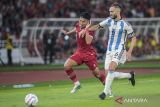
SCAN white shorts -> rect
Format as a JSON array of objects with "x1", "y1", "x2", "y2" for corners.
[{"x1": 104, "y1": 50, "x2": 126, "y2": 70}]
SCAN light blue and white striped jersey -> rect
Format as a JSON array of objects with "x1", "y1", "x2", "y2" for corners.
[{"x1": 99, "y1": 17, "x2": 134, "y2": 52}]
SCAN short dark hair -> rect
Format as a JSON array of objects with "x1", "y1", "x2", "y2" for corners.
[
  {"x1": 111, "y1": 2, "x2": 122, "y2": 10},
  {"x1": 80, "y1": 12, "x2": 91, "y2": 20}
]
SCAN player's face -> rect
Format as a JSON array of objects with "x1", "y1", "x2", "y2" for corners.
[
  {"x1": 109, "y1": 6, "x2": 119, "y2": 19},
  {"x1": 79, "y1": 17, "x2": 89, "y2": 28}
]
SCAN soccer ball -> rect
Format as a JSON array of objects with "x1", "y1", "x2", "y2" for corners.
[{"x1": 25, "y1": 93, "x2": 38, "y2": 107}]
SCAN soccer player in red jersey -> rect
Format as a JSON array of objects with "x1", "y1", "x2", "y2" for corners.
[{"x1": 62, "y1": 12, "x2": 106, "y2": 93}]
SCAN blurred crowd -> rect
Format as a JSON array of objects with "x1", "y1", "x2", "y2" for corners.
[
  {"x1": 127, "y1": 34, "x2": 160, "y2": 57},
  {"x1": 0, "y1": 0, "x2": 160, "y2": 64},
  {"x1": 0, "y1": 0, "x2": 160, "y2": 39},
  {"x1": 41, "y1": 31, "x2": 160, "y2": 63}
]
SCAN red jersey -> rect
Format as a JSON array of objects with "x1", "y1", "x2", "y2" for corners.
[{"x1": 75, "y1": 22, "x2": 96, "y2": 53}]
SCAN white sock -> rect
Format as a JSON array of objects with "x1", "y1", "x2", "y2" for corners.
[
  {"x1": 114, "y1": 72, "x2": 131, "y2": 79},
  {"x1": 103, "y1": 71, "x2": 114, "y2": 95}
]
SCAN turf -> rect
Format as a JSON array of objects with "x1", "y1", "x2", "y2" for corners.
[{"x1": 0, "y1": 73, "x2": 160, "y2": 107}]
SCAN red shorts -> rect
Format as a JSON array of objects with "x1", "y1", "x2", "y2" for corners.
[{"x1": 70, "y1": 51, "x2": 98, "y2": 71}]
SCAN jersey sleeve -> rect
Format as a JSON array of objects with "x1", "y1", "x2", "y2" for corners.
[
  {"x1": 99, "y1": 17, "x2": 111, "y2": 28},
  {"x1": 125, "y1": 22, "x2": 135, "y2": 38}
]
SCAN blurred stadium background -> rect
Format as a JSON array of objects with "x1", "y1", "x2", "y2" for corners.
[{"x1": 0, "y1": 0, "x2": 160, "y2": 65}]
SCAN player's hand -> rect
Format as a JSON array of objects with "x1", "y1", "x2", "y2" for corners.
[
  {"x1": 79, "y1": 29, "x2": 86, "y2": 38},
  {"x1": 61, "y1": 29, "x2": 67, "y2": 35},
  {"x1": 86, "y1": 22, "x2": 91, "y2": 28},
  {"x1": 79, "y1": 23, "x2": 91, "y2": 38},
  {"x1": 126, "y1": 51, "x2": 132, "y2": 62}
]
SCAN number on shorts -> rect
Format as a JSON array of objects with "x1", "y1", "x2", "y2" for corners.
[{"x1": 113, "y1": 52, "x2": 119, "y2": 58}]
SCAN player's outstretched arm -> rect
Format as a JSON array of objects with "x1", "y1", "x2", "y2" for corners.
[
  {"x1": 79, "y1": 24, "x2": 102, "y2": 38},
  {"x1": 88, "y1": 24, "x2": 102, "y2": 31},
  {"x1": 61, "y1": 28, "x2": 76, "y2": 36},
  {"x1": 127, "y1": 36, "x2": 137, "y2": 61}
]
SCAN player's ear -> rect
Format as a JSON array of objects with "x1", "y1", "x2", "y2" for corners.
[{"x1": 116, "y1": 8, "x2": 121, "y2": 13}]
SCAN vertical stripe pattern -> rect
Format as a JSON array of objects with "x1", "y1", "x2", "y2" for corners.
[
  {"x1": 109, "y1": 21, "x2": 117, "y2": 51},
  {"x1": 115, "y1": 21, "x2": 124, "y2": 50}
]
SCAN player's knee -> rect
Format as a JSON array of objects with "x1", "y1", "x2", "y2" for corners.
[
  {"x1": 93, "y1": 73, "x2": 100, "y2": 78},
  {"x1": 64, "y1": 63, "x2": 72, "y2": 70},
  {"x1": 92, "y1": 71, "x2": 100, "y2": 78},
  {"x1": 105, "y1": 69, "x2": 109, "y2": 75},
  {"x1": 92, "y1": 67, "x2": 101, "y2": 77},
  {"x1": 109, "y1": 65, "x2": 116, "y2": 71},
  {"x1": 109, "y1": 61, "x2": 118, "y2": 70}
]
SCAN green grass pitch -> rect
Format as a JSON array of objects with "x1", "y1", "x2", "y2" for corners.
[{"x1": 0, "y1": 73, "x2": 160, "y2": 107}]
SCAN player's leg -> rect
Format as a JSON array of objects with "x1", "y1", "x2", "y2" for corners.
[
  {"x1": 64, "y1": 53, "x2": 82, "y2": 93},
  {"x1": 99, "y1": 51, "x2": 119, "y2": 99},
  {"x1": 103, "y1": 70, "x2": 113, "y2": 97},
  {"x1": 104, "y1": 52, "x2": 113, "y2": 94},
  {"x1": 99, "y1": 51, "x2": 135, "y2": 100},
  {"x1": 91, "y1": 67, "x2": 106, "y2": 85},
  {"x1": 99, "y1": 60, "x2": 118, "y2": 100},
  {"x1": 64, "y1": 58, "x2": 78, "y2": 83},
  {"x1": 112, "y1": 51, "x2": 135, "y2": 85},
  {"x1": 84, "y1": 54, "x2": 106, "y2": 85},
  {"x1": 103, "y1": 61, "x2": 135, "y2": 94}
]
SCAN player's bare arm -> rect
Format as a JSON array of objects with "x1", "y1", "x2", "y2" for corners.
[
  {"x1": 85, "y1": 32, "x2": 93, "y2": 44},
  {"x1": 88, "y1": 24, "x2": 103, "y2": 31},
  {"x1": 79, "y1": 24, "x2": 102, "y2": 38},
  {"x1": 127, "y1": 36, "x2": 137, "y2": 61},
  {"x1": 61, "y1": 28, "x2": 76, "y2": 36}
]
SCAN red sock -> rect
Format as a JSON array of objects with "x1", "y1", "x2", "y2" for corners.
[
  {"x1": 99, "y1": 72, "x2": 106, "y2": 85},
  {"x1": 65, "y1": 69, "x2": 78, "y2": 83}
]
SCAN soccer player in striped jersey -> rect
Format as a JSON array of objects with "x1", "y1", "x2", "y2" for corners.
[{"x1": 80, "y1": 3, "x2": 137, "y2": 100}]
